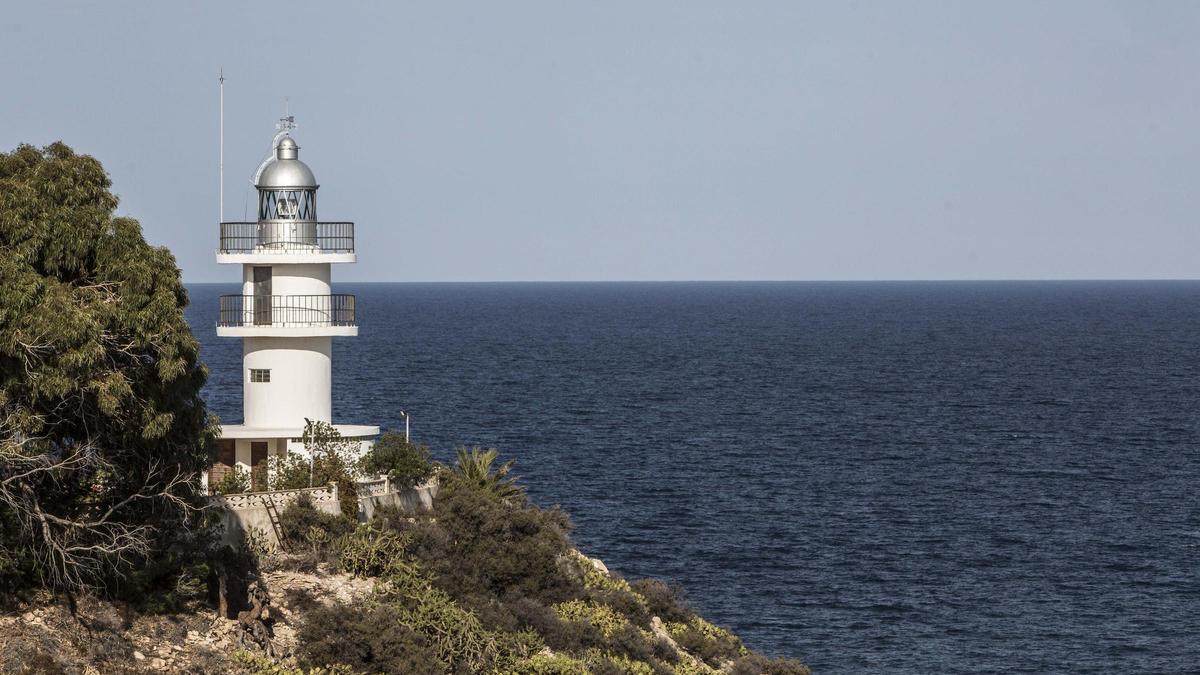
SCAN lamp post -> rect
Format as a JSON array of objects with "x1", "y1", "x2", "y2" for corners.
[
  {"x1": 399, "y1": 410, "x2": 410, "y2": 443},
  {"x1": 304, "y1": 417, "x2": 314, "y2": 488}
]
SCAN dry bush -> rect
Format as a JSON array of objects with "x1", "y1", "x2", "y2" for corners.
[
  {"x1": 396, "y1": 474, "x2": 578, "y2": 605},
  {"x1": 630, "y1": 578, "x2": 692, "y2": 624},
  {"x1": 277, "y1": 494, "x2": 354, "y2": 555},
  {"x1": 730, "y1": 652, "x2": 813, "y2": 675},
  {"x1": 668, "y1": 616, "x2": 746, "y2": 667},
  {"x1": 297, "y1": 601, "x2": 442, "y2": 674}
]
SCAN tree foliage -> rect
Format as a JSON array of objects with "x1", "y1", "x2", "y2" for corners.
[
  {"x1": 210, "y1": 465, "x2": 251, "y2": 495},
  {"x1": 0, "y1": 142, "x2": 213, "y2": 594},
  {"x1": 359, "y1": 431, "x2": 433, "y2": 490},
  {"x1": 269, "y1": 420, "x2": 361, "y2": 518}
]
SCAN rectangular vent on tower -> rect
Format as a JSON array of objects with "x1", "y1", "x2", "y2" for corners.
[{"x1": 250, "y1": 368, "x2": 271, "y2": 383}]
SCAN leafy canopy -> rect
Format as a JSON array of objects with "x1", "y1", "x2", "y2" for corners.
[
  {"x1": 0, "y1": 142, "x2": 213, "y2": 593},
  {"x1": 360, "y1": 431, "x2": 434, "y2": 490},
  {"x1": 268, "y1": 420, "x2": 362, "y2": 519}
]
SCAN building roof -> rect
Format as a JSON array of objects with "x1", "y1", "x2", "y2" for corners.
[
  {"x1": 217, "y1": 423, "x2": 380, "y2": 440},
  {"x1": 256, "y1": 135, "x2": 318, "y2": 189}
]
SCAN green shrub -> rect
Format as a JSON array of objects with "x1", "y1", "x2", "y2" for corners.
[
  {"x1": 666, "y1": 617, "x2": 746, "y2": 667},
  {"x1": 581, "y1": 649, "x2": 661, "y2": 675},
  {"x1": 492, "y1": 595, "x2": 565, "y2": 640},
  {"x1": 607, "y1": 624, "x2": 663, "y2": 666},
  {"x1": 337, "y1": 524, "x2": 410, "y2": 578},
  {"x1": 630, "y1": 579, "x2": 692, "y2": 624},
  {"x1": 728, "y1": 653, "x2": 812, "y2": 675},
  {"x1": 297, "y1": 601, "x2": 443, "y2": 674},
  {"x1": 277, "y1": 493, "x2": 354, "y2": 551},
  {"x1": 554, "y1": 600, "x2": 629, "y2": 639},
  {"x1": 360, "y1": 432, "x2": 434, "y2": 489},
  {"x1": 669, "y1": 659, "x2": 721, "y2": 675},
  {"x1": 501, "y1": 651, "x2": 591, "y2": 675},
  {"x1": 537, "y1": 606, "x2": 607, "y2": 655},
  {"x1": 531, "y1": 601, "x2": 659, "y2": 666},
  {"x1": 397, "y1": 474, "x2": 578, "y2": 604},
  {"x1": 267, "y1": 452, "x2": 315, "y2": 492},
  {"x1": 211, "y1": 466, "x2": 251, "y2": 495},
  {"x1": 380, "y1": 575, "x2": 507, "y2": 673},
  {"x1": 496, "y1": 628, "x2": 546, "y2": 665},
  {"x1": 552, "y1": 552, "x2": 659, "y2": 629},
  {"x1": 366, "y1": 552, "x2": 541, "y2": 671},
  {"x1": 576, "y1": 553, "x2": 631, "y2": 595}
]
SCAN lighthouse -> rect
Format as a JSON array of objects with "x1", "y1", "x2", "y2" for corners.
[{"x1": 208, "y1": 118, "x2": 378, "y2": 490}]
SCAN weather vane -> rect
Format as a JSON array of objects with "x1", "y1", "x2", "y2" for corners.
[{"x1": 277, "y1": 96, "x2": 296, "y2": 133}]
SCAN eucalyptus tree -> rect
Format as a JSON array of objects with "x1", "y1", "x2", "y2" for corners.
[{"x1": 0, "y1": 142, "x2": 213, "y2": 594}]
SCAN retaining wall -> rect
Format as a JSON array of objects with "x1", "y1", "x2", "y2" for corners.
[
  {"x1": 209, "y1": 485, "x2": 340, "y2": 549},
  {"x1": 209, "y1": 478, "x2": 438, "y2": 549},
  {"x1": 355, "y1": 477, "x2": 438, "y2": 521}
]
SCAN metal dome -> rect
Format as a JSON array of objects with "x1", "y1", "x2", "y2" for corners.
[{"x1": 256, "y1": 135, "x2": 318, "y2": 189}]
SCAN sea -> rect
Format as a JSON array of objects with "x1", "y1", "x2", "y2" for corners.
[{"x1": 185, "y1": 281, "x2": 1200, "y2": 674}]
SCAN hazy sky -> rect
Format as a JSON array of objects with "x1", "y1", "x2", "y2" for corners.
[{"x1": 2, "y1": 2, "x2": 1198, "y2": 282}]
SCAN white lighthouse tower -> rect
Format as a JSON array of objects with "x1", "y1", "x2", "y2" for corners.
[{"x1": 208, "y1": 117, "x2": 378, "y2": 490}]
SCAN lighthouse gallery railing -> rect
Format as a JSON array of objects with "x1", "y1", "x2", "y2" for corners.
[
  {"x1": 218, "y1": 222, "x2": 354, "y2": 254},
  {"x1": 218, "y1": 294, "x2": 356, "y2": 328}
]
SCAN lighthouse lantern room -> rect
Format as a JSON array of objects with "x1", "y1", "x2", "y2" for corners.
[{"x1": 208, "y1": 118, "x2": 378, "y2": 490}]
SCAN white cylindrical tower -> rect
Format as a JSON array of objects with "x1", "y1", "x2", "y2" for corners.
[
  {"x1": 209, "y1": 118, "x2": 377, "y2": 490},
  {"x1": 245, "y1": 136, "x2": 329, "y2": 428},
  {"x1": 243, "y1": 336, "x2": 331, "y2": 427},
  {"x1": 216, "y1": 124, "x2": 362, "y2": 429}
]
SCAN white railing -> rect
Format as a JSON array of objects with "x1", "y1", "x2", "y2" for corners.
[
  {"x1": 355, "y1": 476, "x2": 391, "y2": 497},
  {"x1": 354, "y1": 475, "x2": 440, "y2": 498},
  {"x1": 209, "y1": 484, "x2": 338, "y2": 511},
  {"x1": 219, "y1": 221, "x2": 355, "y2": 254}
]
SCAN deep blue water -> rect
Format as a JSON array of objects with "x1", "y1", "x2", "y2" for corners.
[{"x1": 186, "y1": 281, "x2": 1200, "y2": 674}]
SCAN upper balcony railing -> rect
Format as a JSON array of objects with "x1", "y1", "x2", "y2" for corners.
[
  {"x1": 218, "y1": 294, "x2": 356, "y2": 328},
  {"x1": 219, "y1": 222, "x2": 354, "y2": 254}
]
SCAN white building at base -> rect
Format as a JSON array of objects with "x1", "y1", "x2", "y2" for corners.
[{"x1": 208, "y1": 121, "x2": 378, "y2": 489}]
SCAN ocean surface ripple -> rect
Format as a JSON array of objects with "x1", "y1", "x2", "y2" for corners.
[{"x1": 186, "y1": 281, "x2": 1200, "y2": 674}]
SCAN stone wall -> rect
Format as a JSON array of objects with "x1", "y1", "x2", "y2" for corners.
[
  {"x1": 210, "y1": 479, "x2": 438, "y2": 549},
  {"x1": 355, "y1": 477, "x2": 438, "y2": 522},
  {"x1": 209, "y1": 485, "x2": 340, "y2": 549}
]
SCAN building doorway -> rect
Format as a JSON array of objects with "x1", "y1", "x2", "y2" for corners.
[
  {"x1": 209, "y1": 439, "x2": 236, "y2": 487},
  {"x1": 252, "y1": 267, "x2": 272, "y2": 325},
  {"x1": 250, "y1": 441, "x2": 269, "y2": 492}
]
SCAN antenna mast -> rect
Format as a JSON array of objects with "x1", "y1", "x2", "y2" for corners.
[{"x1": 219, "y1": 68, "x2": 225, "y2": 224}]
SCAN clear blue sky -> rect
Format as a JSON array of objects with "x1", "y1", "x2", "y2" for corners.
[{"x1": 3, "y1": 2, "x2": 1197, "y2": 282}]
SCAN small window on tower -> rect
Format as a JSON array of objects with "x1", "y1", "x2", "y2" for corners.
[{"x1": 250, "y1": 369, "x2": 271, "y2": 383}]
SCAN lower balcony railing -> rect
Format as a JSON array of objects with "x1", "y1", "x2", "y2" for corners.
[
  {"x1": 219, "y1": 222, "x2": 354, "y2": 254},
  {"x1": 218, "y1": 294, "x2": 356, "y2": 328}
]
